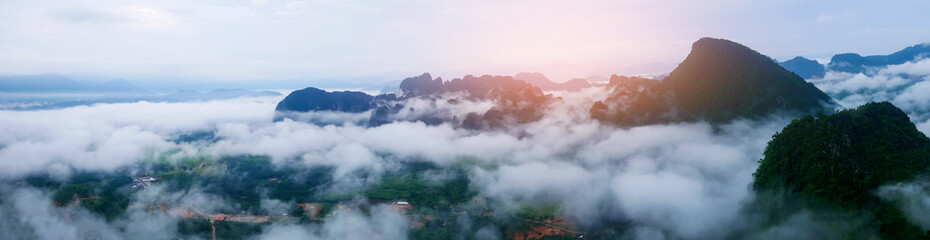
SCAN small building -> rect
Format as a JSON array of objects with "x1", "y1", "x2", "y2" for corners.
[
  {"x1": 390, "y1": 201, "x2": 413, "y2": 214},
  {"x1": 215, "y1": 214, "x2": 226, "y2": 221},
  {"x1": 392, "y1": 202, "x2": 413, "y2": 209}
]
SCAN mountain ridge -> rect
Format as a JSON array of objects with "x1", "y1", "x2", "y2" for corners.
[
  {"x1": 591, "y1": 37, "x2": 835, "y2": 125},
  {"x1": 779, "y1": 42, "x2": 930, "y2": 78},
  {"x1": 513, "y1": 72, "x2": 592, "y2": 91},
  {"x1": 0, "y1": 74, "x2": 146, "y2": 93}
]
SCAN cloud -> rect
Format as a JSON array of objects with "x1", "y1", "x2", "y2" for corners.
[
  {"x1": 877, "y1": 180, "x2": 930, "y2": 231},
  {"x1": 470, "y1": 118, "x2": 786, "y2": 238},
  {"x1": 814, "y1": 14, "x2": 837, "y2": 24},
  {"x1": 882, "y1": 58, "x2": 930, "y2": 77},
  {"x1": 747, "y1": 211, "x2": 872, "y2": 240},
  {"x1": 893, "y1": 80, "x2": 930, "y2": 117},
  {"x1": 0, "y1": 84, "x2": 912, "y2": 239},
  {"x1": 813, "y1": 71, "x2": 909, "y2": 95},
  {"x1": 256, "y1": 205, "x2": 409, "y2": 240},
  {"x1": 252, "y1": 0, "x2": 269, "y2": 7},
  {"x1": 0, "y1": 186, "x2": 123, "y2": 239},
  {"x1": 275, "y1": 110, "x2": 373, "y2": 126},
  {"x1": 0, "y1": 97, "x2": 278, "y2": 178},
  {"x1": 50, "y1": 8, "x2": 129, "y2": 23},
  {"x1": 810, "y1": 58, "x2": 930, "y2": 122}
]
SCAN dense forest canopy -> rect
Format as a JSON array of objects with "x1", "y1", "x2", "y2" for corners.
[{"x1": 751, "y1": 102, "x2": 930, "y2": 239}]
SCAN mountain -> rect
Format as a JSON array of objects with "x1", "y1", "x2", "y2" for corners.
[
  {"x1": 750, "y1": 102, "x2": 930, "y2": 239},
  {"x1": 372, "y1": 73, "x2": 552, "y2": 129},
  {"x1": 396, "y1": 73, "x2": 546, "y2": 101},
  {"x1": 778, "y1": 56, "x2": 825, "y2": 79},
  {"x1": 780, "y1": 42, "x2": 930, "y2": 78},
  {"x1": 561, "y1": 78, "x2": 593, "y2": 91},
  {"x1": 585, "y1": 75, "x2": 610, "y2": 84},
  {"x1": 273, "y1": 87, "x2": 373, "y2": 122},
  {"x1": 88, "y1": 79, "x2": 145, "y2": 92},
  {"x1": 514, "y1": 72, "x2": 592, "y2": 91},
  {"x1": 0, "y1": 88, "x2": 282, "y2": 111},
  {"x1": 0, "y1": 74, "x2": 145, "y2": 93},
  {"x1": 0, "y1": 74, "x2": 90, "y2": 92},
  {"x1": 591, "y1": 37, "x2": 835, "y2": 125},
  {"x1": 274, "y1": 73, "x2": 553, "y2": 129},
  {"x1": 590, "y1": 75, "x2": 659, "y2": 121},
  {"x1": 828, "y1": 43, "x2": 930, "y2": 74},
  {"x1": 160, "y1": 89, "x2": 281, "y2": 101},
  {"x1": 201, "y1": 89, "x2": 280, "y2": 99},
  {"x1": 398, "y1": 72, "x2": 444, "y2": 97},
  {"x1": 605, "y1": 75, "x2": 659, "y2": 93}
]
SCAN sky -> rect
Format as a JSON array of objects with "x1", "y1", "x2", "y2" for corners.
[{"x1": 1, "y1": 0, "x2": 929, "y2": 88}]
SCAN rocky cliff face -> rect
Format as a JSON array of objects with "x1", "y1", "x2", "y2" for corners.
[
  {"x1": 371, "y1": 73, "x2": 553, "y2": 129},
  {"x1": 274, "y1": 73, "x2": 554, "y2": 130}
]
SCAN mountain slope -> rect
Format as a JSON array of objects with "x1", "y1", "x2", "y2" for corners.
[
  {"x1": 751, "y1": 102, "x2": 930, "y2": 239},
  {"x1": 591, "y1": 37, "x2": 835, "y2": 125}
]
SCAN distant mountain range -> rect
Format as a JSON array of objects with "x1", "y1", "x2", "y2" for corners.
[
  {"x1": 0, "y1": 74, "x2": 281, "y2": 110},
  {"x1": 778, "y1": 56, "x2": 825, "y2": 79},
  {"x1": 158, "y1": 89, "x2": 281, "y2": 101},
  {"x1": 513, "y1": 72, "x2": 592, "y2": 91},
  {"x1": 779, "y1": 42, "x2": 930, "y2": 78},
  {"x1": 276, "y1": 37, "x2": 842, "y2": 129},
  {"x1": 275, "y1": 73, "x2": 552, "y2": 129},
  {"x1": 591, "y1": 37, "x2": 835, "y2": 126},
  {"x1": 0, "y1": 89, "x2": 281, "y2": 110},
  {"x1": 0, "y1": 74, "x2": 145, "y2": 93}
]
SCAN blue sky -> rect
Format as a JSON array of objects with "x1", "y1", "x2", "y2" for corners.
[{"x1": 1, "y1": 0, "x2": 928, "y2": 88}]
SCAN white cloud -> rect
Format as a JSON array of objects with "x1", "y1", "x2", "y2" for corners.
[
  {"x1": 877, "y1": 181, "x2": 930, "y2": 231},
  {"x1": 0, "y1": 82, "x2": 926, "y2": 239},
  {"x1": 252, "y1": 0, "x2": 270, "y2": 7},
  {"x1": 814, "y1": 14, "x2": 837, "y2": 24},
  {"x1": 810, "y1": 58, "x2": 930, "y2": 119},
  {"x1": 257, "y1": 205, "x2": 409, "y2": 240},
  {"x1": 0, "y1": 187, "x2": 124, "y2": 239},
  {"x1": 0, "y1": 97, "x2": 279, "y2": 178},
  {"x1": 893, "y1": 80, "x2": 930, "y2": 115}
]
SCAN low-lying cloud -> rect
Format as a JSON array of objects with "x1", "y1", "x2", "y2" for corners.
[
  {"x1": 257, "y1": 205, "x2": 409, "y2": 240},
  {"x1": 810, "y1": 58, "x2": 930, "y2": 120},
  {"x1": 2, "y1": 79, "x2": 929, "y2": 239}
]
